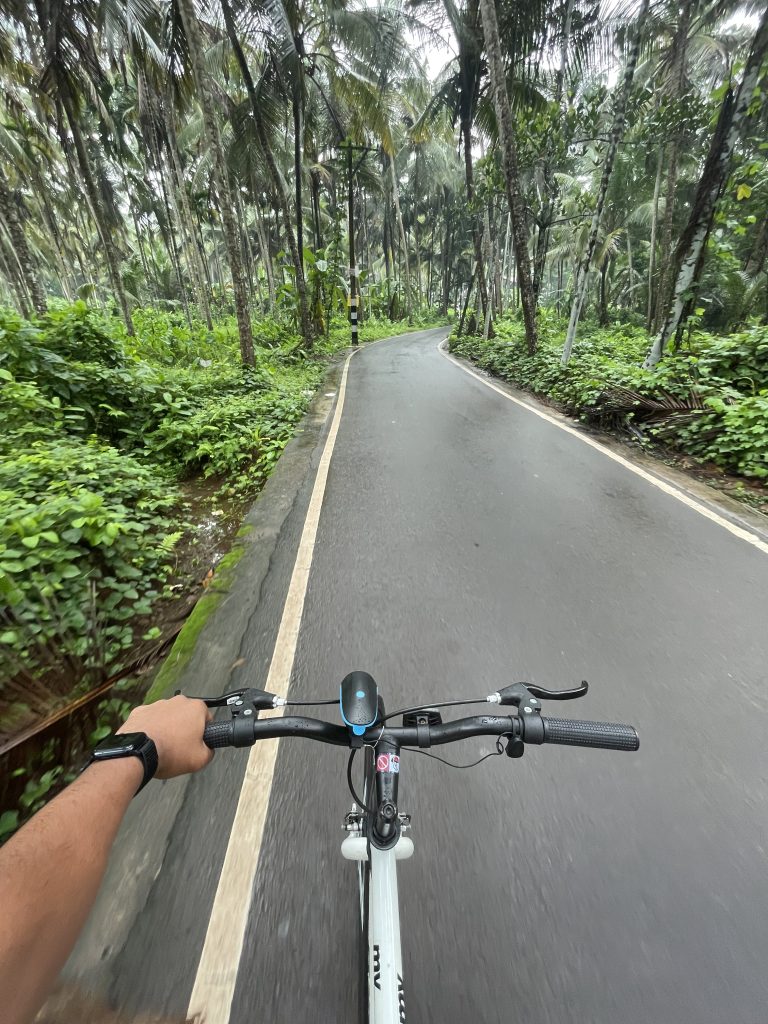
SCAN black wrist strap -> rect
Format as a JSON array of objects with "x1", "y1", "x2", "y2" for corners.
[
  {"x1": 84, "y1": 737, "x2": 158, "y2": 796},
  {"x1": 135, "y1": 742, "x2": 159, "y2": 794}
]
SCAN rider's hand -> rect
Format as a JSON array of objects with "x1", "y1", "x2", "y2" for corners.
[{"x1": 118, "y1": 695, "x2": 214, "y2": 779}]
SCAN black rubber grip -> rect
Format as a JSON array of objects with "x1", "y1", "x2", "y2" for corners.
[
  {"x1": 542, "y1": 717, "x2": 639, "y2": 751},
  {"x1": 204, "y1": 720, "x2": 236, "y2": 748}
]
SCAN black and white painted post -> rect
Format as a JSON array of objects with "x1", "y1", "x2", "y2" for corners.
[
  {"x1": 346, "y1": 142, "x2": 359, "y2": 347},
  {"x1": 349, "y1": 293, "x2": 359, "y2": 347},
  {"x1": 338, "y1": 138, "x2": 374, "y2": 348}
]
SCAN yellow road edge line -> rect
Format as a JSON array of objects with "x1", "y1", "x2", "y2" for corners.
[
  {"x1": 438, "y1": 340, "x2": 768, "y2": 557},
  {"x1": 187, "y1": 349, "x2": 357, "y2": 1024}
]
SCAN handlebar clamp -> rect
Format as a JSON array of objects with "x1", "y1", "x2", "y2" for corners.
[
  {"x1": 497, "y1": 683, "x2": 544, "y2": 756},
  {"x1": 223, "y1": 694, "x2": 262, "y2": 746}
]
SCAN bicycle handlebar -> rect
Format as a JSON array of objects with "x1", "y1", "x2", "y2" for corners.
[{"x1": 203, "y1": 713, "x2": 639, "y2": 752}]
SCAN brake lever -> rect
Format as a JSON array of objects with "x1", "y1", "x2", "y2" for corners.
[
  {"x1": 194, "y1": 687, "x2": 280, "y2": 710},
  {"x1": 489, "y1": 680, "x2": 588, "y2": 707},
  {"x1": 527, "y1": 681, "x2": 589, "y2": 701}
]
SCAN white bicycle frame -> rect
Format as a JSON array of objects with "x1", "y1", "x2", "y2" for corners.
[{"x1": 342, "y1": 831, "x2": 414, "y2": 1024}]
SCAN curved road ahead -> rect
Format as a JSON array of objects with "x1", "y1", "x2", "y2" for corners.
[{"x1": 90, "y1": 328, "x2": 768, "y2": 1023}]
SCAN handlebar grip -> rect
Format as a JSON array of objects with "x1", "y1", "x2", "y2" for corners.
[
  {"x1": 204, "y1": 720, "x2": 236, "y2": 748},
  {"x1": 541, "y1": 717, "x2": 639, "y2": 751}
]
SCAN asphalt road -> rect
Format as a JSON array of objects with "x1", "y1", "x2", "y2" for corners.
[{"x1": 105, "y1": 328, "x2": 768, "y2": 1023}]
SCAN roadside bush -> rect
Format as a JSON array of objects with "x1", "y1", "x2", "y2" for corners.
[
  {"x1": 0, "y1": 437, "x2": 179, "y2": 680},
  {"x1": 41, "y1": 302, "x2": 125, "y2": 366},
  {"x1": 147, "y1": 379, "x2": 318, "y2": 484},
  {"x1": 672, "y1": 394, "x2": 768, "y2": 479},
  {"x1": 691, "y1": 326, "x2": 768, "y2": 393},
  {"x1": 450, "y1": 317, "x2": 768, "y2": 481},
  {"x1": 253, "y1": 317, "x2": 299, "y2": 349},
  {"x1": 0, "y1": 301, "x2": 446, "y2": 690},
  {"x1": 0, "y1": 371, "x2": 64, "y2": 448},
  {"x1": 125, "y1": 308, "x2": 231, "y2": 366},
  {"x1": 0, "y1": 309, "x2": 71, "y2": 392}
]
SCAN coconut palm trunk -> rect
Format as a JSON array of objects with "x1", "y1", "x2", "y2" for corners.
[
  {"x1": 561, "y1": 0, "x2": 650, "y2": 365},
  {"x1": 652, "y1": 0, "x2": 693, "y2": 332},
  {"x1": 176, "y1": 0, "x2": 254, "y2": 365},
  {"x1": 644, "y1": 6, "x2": 768, "y2": 368},
  {"x1": 292, "y1": 85, "x2": 304, "y2": 271},
  {"x1": 59, "y1": 98, "x2": 135, "y2": 334},
  {"x1": 0, "y1": 165, "x2": 46, "y2": 314},
  {"x1": 646, "y1": 150, "x2": 663, "y2": 329},
  {"x1": 164, "y1": 105, "x2": 214, "y2": 329},
  {"x1": 532, "y1": 0, "x2": 574, "y2": 302},
  {"x1": 220, "y1": 0, "x2": 312, "y2": 344},
  {"x1": 477, "y1": 0, "x2": 537, "y2": 355},
  {"x1": 389, "y1": 153, "x2": 412, "y2": 319}
]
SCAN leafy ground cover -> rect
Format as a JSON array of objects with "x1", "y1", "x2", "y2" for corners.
[
  {"x1": 449, "y1": 313, "x2": 768, "y2": 489},
  {"x1": 0, "y1": 304, "x2": 442, "y2": 735},
  {"x1": 0, "y1": 302, "x2": 443, "y2": 839}
]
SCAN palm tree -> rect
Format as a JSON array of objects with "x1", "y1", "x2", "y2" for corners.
[
  {"x1": 176, "y1": 0, "x2": 254, "y2": 364},
  {"x1": 219, "y1": 0, "x2": 312, "y2": 344},
  {"x1": 429, "y1": 0, "x2": 491, "y2": 325},
  {"x1": 650, "y1": 0, "x2": 694, "y2": 332},
  {"x1": 561, "y1": 0, "x2": 651, "y2": 365},
  {"x1": 0, "y1": 164, "x2": 46, "y2": 315},
  {"x1": 25, "y1": 0, "x2": 138, "y2": 332},
  {"x1": 645, "y1": 4, "x2": 768, "y2": 367},
  {"x1": 647, "y1": 0, "x2": 757, "y2": 331},
  {"x1": 531, "y1": 0, "x2": 575, "y2": 302},
  {"x1": 477, "y1": 0, "x2": 538, "y2": 354}
]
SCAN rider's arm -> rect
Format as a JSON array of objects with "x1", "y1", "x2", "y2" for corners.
[{"x1": 0, "y1": 695, "x2": 213, "y2": 1024}]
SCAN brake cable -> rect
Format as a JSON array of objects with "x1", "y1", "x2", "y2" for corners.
[
  {"x1": 347, "y1": 748, "x2": 376, "y2": 814},
  {"x1": 346, "y1": 734, "x2": 507, "y2": 812},
  {"x1": 281, "y1": 698, "x2": 338, "y2": 706},
  {"x1": 399, "y1": 737, "x2": 505, "y2": 769},
  {"x1": 380, "y1": 697, "x2": 491, "y2": 724}
]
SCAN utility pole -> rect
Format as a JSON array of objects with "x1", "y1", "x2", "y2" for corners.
[
  {"x1": 346, "y1": 141, "x2": 358, "y2": 345},
  {"x1": 339, "y1": 139, "x2": 374, "y2": 347}
]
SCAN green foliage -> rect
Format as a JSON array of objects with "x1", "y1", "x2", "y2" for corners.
[
  {"x1": 674, "y1": 395, "x2": 768, "y2": 479},
  {"x1": 18, "y1": 767, "x2": 64, "y2": 814},
  {"x1": 125, "y1": 308, "x2": 214, "y2": 364},
  {"x1": 0, "y1": 810, "x2": 19, "y2": 840},
  {"x1": 0, "y1": 690, "x2": 136, "y2": 843},
  {"x1": 88, "y1": 697, "x2": 133, "y2": 744},
  {"x1": 691, "y1": 326, "x2": 768, "y2": 393},
  {"x1": 0, "y1": 437, "x2": 178, "y2": 672},
  {"x1": 0, "y1": 371, "x2": 64, "y2": 445},
  {"x1": 451, "y1": 316, "x2": 768, "y2": 481},
  {"x1": 42, "y1": 301, "x2": 125, "y2": 366},
  {"x1": 146, "y1": 377, "x2": 319, "y2": 486},
  {"x1": 1, "y1": 302, "x2": 435, "y2": 705}
]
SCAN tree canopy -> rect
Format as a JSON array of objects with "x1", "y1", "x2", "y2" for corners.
[{"x1": 0, "y1": 0, "x2": 762, "y2": 351}]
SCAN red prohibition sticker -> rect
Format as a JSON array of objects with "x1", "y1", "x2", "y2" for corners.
[{"x1": 376, "y1": 754, "x2": 400, "y2": 774}]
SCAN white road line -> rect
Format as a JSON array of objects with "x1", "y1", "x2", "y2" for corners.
[
  {"x1": 187, "y1": 349, "x2": 357, "y2": 1024},
  {"x1": 439, "y1": 340, "x2": 768, "y2": 557}
]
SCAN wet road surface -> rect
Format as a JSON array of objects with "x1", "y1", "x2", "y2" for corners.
[{"x1": 107, "y1": 328, "x2": 768, "y2": 1024}]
